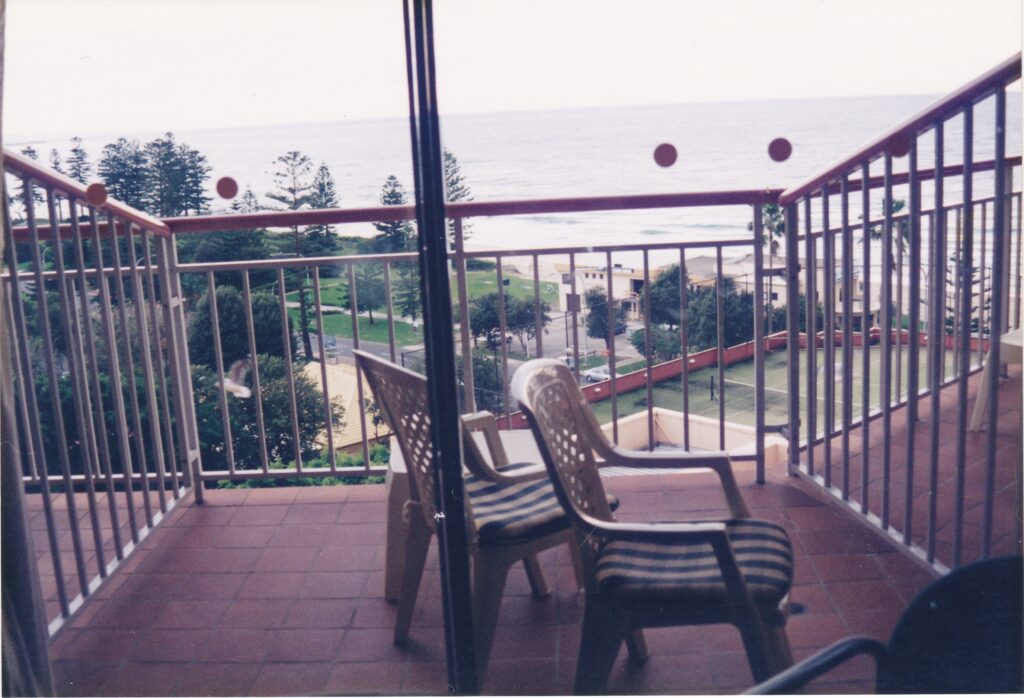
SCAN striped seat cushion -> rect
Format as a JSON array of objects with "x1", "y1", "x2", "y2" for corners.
[
  {"x1": 595, "y1": 519, "x2": 793, "y2": 605},
  {"x1": 465, "y1": 468, "x2": 619, "y2": 545}
]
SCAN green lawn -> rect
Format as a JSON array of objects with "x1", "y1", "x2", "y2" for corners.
[
  {"x1": 288, "y1": 270, "x2": 559, "y2": 313},
  {"x1": 459, "y1": 271, "x2": 559, "y2": 308},
  {"x1": 288, "y1": 309, "x2": 423, "y2": 346}
]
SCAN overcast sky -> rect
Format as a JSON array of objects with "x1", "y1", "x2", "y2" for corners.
[{"x1": 4, "y1": 0, "x2": 1021, "y2": 140}]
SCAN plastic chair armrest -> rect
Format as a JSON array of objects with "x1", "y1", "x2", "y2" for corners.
[
  {"x1": 461, "y1": 412, "x2": 547, "y2": 484},
  {"x1": 743, "y1": 636, "x2": 887, "y2": 694},
  {"x1": 587, "y1": 517, "x2": 729, "y2": 545},
  {"x1": 601, "y1": 448, "x2": 751, "y2": 518}
]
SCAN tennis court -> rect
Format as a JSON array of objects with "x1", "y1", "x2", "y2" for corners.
[{"x1": 588, "y1": 344, "x2": 961, "y2": 435}]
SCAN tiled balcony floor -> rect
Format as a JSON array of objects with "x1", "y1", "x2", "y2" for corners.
[
  {"x1": 34, "y1": 365, "x2": 1021, "y2": 696},
  {"x1": 814, "y1": 364, "x2": 1023, "y2": 566},
  {"x1": 46, "y1": 466, "x2": 943, "y2": 697}
]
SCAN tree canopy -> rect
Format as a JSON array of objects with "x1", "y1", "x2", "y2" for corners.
[
  {"x1": 468, "y1": 292, "x2": 551, "y2": 353},
  {"x1": 187, "y1": 286, "x2": 296, "y2": 370},
  {"x1": 584, "y1": 286, "x2": 628, "y2": 348}
]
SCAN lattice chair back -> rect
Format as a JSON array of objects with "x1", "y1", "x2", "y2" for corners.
[
  {"x1": 355, "y1": 351, "x2": 439, "y2": 533},
  {"x1": 511, "y1": 359, "x2": 615, "y2": 572}
]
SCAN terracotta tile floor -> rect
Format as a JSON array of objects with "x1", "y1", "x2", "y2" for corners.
[
  {"x1": 35, "y1": 365, "x2": 1021, "y2": 695},
  {"x1": 46, "y1": 465, "x2": 946, "y2": 697},
  {"x1": 809, "y1": 363, "x2": 1023, "y2": 567}
]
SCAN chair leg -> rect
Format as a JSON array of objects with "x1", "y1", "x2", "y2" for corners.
[
  {"x1": 574, "y1": 601, "x2": 624, "y2": 694},
  {"x1": 735, "y1": 613, "x2": 789, "y2": 683},
  {"x1": 569, "y1": 541, "x2": 586, "y2": 592},
  {"x1": 765, "y1": 623, "x2": 794, "y2": 675},
  {"x1": 522, "y1": 555, "x2": 551, "y2": 598},
  {"x1": 393, "y1": 521, "x2": 431, "y2": 645},
  {"x1": 473, "y1": 553, "x2": 512, "y2": 681},
  {"x1": 625, "y1": 629, "x2": 649, "y2": 664}
]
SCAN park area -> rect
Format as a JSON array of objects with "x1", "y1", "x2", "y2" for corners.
[{"x1": 588, "y1": 344, "x2": 958, "y2": 437}]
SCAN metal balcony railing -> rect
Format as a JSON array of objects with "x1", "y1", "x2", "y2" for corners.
[
  {"x1": 3, "y1": 53, "x2": 1021, "y2": 637},
  {"x1": 778, "y1": 51, "x2": 1023, "y2": 571}
]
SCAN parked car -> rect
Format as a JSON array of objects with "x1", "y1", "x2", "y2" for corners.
[
  {"x1": 583, "y1": 365, "x2": 612, "y2": 382},
  {"x1": 614, "y1": 320, "x2": 628, "y2": 335}
]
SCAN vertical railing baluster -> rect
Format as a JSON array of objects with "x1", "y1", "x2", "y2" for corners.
[
  {"x1": 753, "y1": 205, "x2": 766, "y2": 483},
  {"x1": 276, "y1": 268, "x2": 303, "y2": 472},
  {"x1": 822, "y1": 185, "x2": 835, "y2": 488},
  {"x1": 904, "y1": 139, "x2": 922, "y2": 546},
  {"x1": 106, "y1": 213, "x2": 155, "y2": 523},
  {"x1": 5, "y1": 286, "x2": 40, "y2": 483},
  {"x1": 154, "y1": 234, "x2": 202, "y2": 499},
  {"x1": 784, "y1": 201, "x2": 801, "y2": 476},
  {"x1": 952, "y1": 207, "x2": 962, "y2": 375},
  {"x1": 953, "y1": 105, "x2": 974, "y2": 567},
  {"x1": 3, "y1": 206, "x2": 70, "y2": 617},
  {"x1": 126, "y1": 223, "x2": 168, "y2": 510},
  {"x1": 923, "y1": 211, "x2": 932, "y2": 391},
  {"x1": 242, "y1": 270, "x2": 270, "y2": 474},
  {"x1": 982, "y1": 85, "x2": 1008, "y2": 558},
  {"x1": 881, "y1": 156, "x2": 895, "y2": 530},
  {"x1": 606, "y1": 250, "x2": 619, "y2": 444},
  {"x1": 804, "y1": 196, "x2": 817, "y2": 476},
  {"x1": 453, "y1": 219, "x2": 475, "y2": 412},
  {"x1": 715, "y1": 247, "x2": 726, "y2": 452},
  {"x1": 533, "y1": 254, "x2": 544, "y2": 359},
  {"x1": 89, "y1": 209, "x2": 142, "y2": 536},
  {"x1": 927, "y1": 124, "x2": 945, "y2": 560},
  {"x1": 383, "y1": 261, "x2": 397, "y2": 364},
  {"x1": 22, "y1": 177, "x2": 89, "y2": 597},
  {"x1": 979, "y1": 202, "x2": 988, "y2": 367},
  {"x1": 44, "y1": 189, "x2": 106, "y2": 574},
  {"x1": 643, "y1": 250, "x2": 655, "y2": 450},
  {"x1": 1014, "y1": 193, "x2": 1022, "y2": 329},
  {"x1": 496, "y1": 257, "x2": 512, "y2": 428},
  {"x1": 141, "y1": 230, "x2": 180, "y2": 494},
  {"x1": 346, "y1": 262, "x2": 371, "y2": 472},
  {"x1": 316, "y1": 266, "x2": 337, "y2": 471},
  {"x1": 206, "y1": 271, "x2": 236, "y2": 475},
  {"x1": 840, "y1": 174, "x2": 853, "y2": 500},
  {"x1": 679, "y1": 249, "x2": 690, "y2": 451},
  {"x1": 896, "y1": 208, "x2": 905, "y2": 399},
  {"x1": 860, "y1": 164, "x2": 872, "y2": 512},
  {"x1": 569, "y1": 253, "x2": 581, "y2": 382}
]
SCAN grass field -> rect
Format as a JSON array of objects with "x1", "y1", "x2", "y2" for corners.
[
  {"x1": 287, "y1": 308, "x2": 423, "y2": 346},
  {"x1": 283, "y1": 270, "x2": 558, "y2": 345},
  {"x1": 288, "y1": 271, "x2": 560, "y2": 312},
  {"x1": 459, "y1": 271, "x2": 560, "y2": 308},
  {"x1": 588, "y1": 345, "x2": 961, "y2": 433}
]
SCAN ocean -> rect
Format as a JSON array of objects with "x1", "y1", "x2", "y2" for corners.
[{"x1": 12, "y1": 94, "x2": 1021, "y2": 269}]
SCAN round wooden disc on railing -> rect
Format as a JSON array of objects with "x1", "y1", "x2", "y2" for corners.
[
  {"x1": 216, "y1": 176, "x2": 239, "y2": 199},
  {"x1": 886, "y1": 132, "x2": 912, "y2": 158},
  {"x1": 768, "y1": 138, "x2": 792, "y2": 162},
  {"x1": 653, "y1": 143, "x2": 677, "y2": 168},
  {"x1": 85, "y1": 182, "x2": 108, "y2": 206}
]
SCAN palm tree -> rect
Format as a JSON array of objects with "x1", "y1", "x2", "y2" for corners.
[{"x1": 749, "y1": 204, "x2": 785, "y2": 336}]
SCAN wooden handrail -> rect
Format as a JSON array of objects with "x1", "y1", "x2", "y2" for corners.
[
  {"x1": 779, "y1": 52, "x2": 1022, "y2": 205},
  {"x1": 3, "y1": 148, "x2": 171, "y2": 237}
]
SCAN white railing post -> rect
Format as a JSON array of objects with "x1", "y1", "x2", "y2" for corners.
[{"x1": 155, "y1": 234, "x2": 204, "y2": 502}]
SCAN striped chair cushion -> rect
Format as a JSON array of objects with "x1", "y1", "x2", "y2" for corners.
[
  {"x1": 465, "y1": 468, "x2": 619, "y2": 545},
  {"x1": 595, "y1": 519, "x2": 793, "y2": 605}
]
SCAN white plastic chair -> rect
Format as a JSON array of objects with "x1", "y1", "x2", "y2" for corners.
[{"x1": 512, "y1": 358, "x2": 795, "y2": 693}]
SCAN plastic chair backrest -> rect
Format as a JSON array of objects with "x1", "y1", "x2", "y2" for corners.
[
  {"x1": 355, "y1": 351, "x2": 439, "y2": 532},
  {"x1": 510, "y1": 359, "x2": 617, "y2": 529},
  {"x1": 879, "y1": 555, "x2": 1023, "y2": 693}
]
